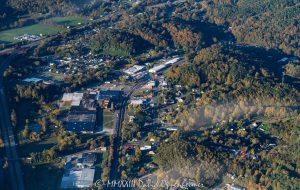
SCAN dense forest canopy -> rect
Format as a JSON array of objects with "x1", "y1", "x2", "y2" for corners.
[
  {"x1": 165, "y1": 45, "x2": 300, "y2": 128},
  {"x1": 4, "y1": 0, "x2": 97, "y2": 14},
  {"x1": 89, "y1": 29, "x2": 154, "y2": 57},
  {"x1": 2, "y1": 0, "x2": 300, "y2": 56},
  {"x1": 205, "y1": 0, "x2": 300, "y2": 56}
]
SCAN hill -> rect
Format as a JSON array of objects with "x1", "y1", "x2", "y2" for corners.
[{"x1": 204, "y1": 0, "x2": 300, "y2": 56}]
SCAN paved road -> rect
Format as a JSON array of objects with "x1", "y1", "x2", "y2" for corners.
[
  {"x1": 110, "y1": 79, "x2": 149, "y2": 180},
  {"x1": 147, "y1": 0, "x2": 188, "y2": 8},
  {"x1": 0, "y1": 10, "x2": 124, "y2": 189},
  {"x1": 109, "y1": 57, "x2": 185, "y2": 180}
]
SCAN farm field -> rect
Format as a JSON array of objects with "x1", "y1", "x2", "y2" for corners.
[{"x1": 0, "y1": 24, "x2": 64, "y2": 44}]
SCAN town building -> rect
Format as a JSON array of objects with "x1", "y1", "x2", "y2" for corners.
[
  {"x1": 61, "y1": 153, "x2": 97, "y2": 189},
  {"x1": 23, "y1": 77, "x2": 43, "y2": 84},
  {"x1": 63, "y1": 109, "x2": 96, "y2": 133},
  {"x1": 81, "y1": 99, "x2": 97, "y2": 111},
  {"x1": 124, "y1": 65, "x2": 146, "y2": 75},
  {"x1": 62, "y1": 93, "x2": 84, "y2": 107},
  {"x1": 142, "y1": 80, "x2": 156, "y2": 90},
  {"x1": 149, "y1": 57, "x2": 181, "y2": 73},
  {"x1": 61, "y1": 168, "x2": 95, "y2": 189},
  {"x1": 149, "y1": 64, "x2": 169, "y2": 73},
  {"x1": 130, "y1": 99, "x2": 145, "y2": 106},
  {"x1": 77, "y1": 153, "x2": 97, "y2": 168},
  {"x1": 226, "y1": 183, "x2": 247, "y2": 190},
  {"x1": 96, "y1": 90, "x2": 123, "y2": 108}
]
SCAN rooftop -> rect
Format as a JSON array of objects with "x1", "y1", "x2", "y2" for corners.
[
  {"x1": 62, "y1": 93, "x2": 84, "y2": 106},
  {"x1": 124, "y1": 65, "x2": 146, "y2": 75},
  {"x1": 96, "y1": 90, "x2": 123, "y2": 101},
  {"x1": 60, "y1": 168, "x2": 95, "y2": 189},
  {"x1": 64, "y1": 110, "x2": 96, "y2": 133},
  {"x1": 23, "y1": 77, "x2": 43, "y2": 83},
  {"x1": 149, "y1": 64, "x2": 169, "y2": 73}
]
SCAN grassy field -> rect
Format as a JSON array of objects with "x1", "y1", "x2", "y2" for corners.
[
  {"x1": 259, "y1": 124, "x2": 272, "y2": 133},
  {"x1": 103, "y1": 110, "x2": 114, "y2": 129},
  {"x1": 0, "y1": 16, "x2": 87, "y2": 44},
  {"x1": 49, "y1": 16, "x2": 88, "y2": 26},
  {"x1": 0, "y1": 24, "x2": 64, "y2": 44}
]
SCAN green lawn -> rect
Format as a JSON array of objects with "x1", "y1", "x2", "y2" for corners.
[
  {"x1": 0, "y1": 24, "x2": 64, "y2": 44},
  {"x1": 48, "y1": 16, "x2": 88, "y2": 26},
  {"x1": 259, "y1": 124, "x2": 272, "y2": 133},
  {"x1": 0, "y1": 16, "x2": 89, "y2": 44},
  {"x1": 103, "y1": 110, "x2": 114, "y2": 129}
]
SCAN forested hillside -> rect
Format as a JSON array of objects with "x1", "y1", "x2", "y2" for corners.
[
  {"x1": 205, "y1": 0, "x2": 300, "y2": 56},
  {"x1": 160, "y1": 45, "x2": 300, "y2": 189},
  {"x1": 3, "y1": 0, "x2": 299, "y2": 57},
  {"x1": 165, "y1": 45, "x2": 300, "y2": 128},
  {"x1": 89, "y1": 29, "x2": 154, "y2": 57},
  {"x1": 5, "y1": 0, "x2": 97, "y2": 14}
]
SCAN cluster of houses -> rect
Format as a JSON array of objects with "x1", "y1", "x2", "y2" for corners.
[
  {"x1": 60, "y1": 153, "x2": 97, "y2": 189},
  {"x1": 14, "y1": 34, "x2": 41, "y2": 41},
  {"x1": 43, "y1": 53, "x2": 108, "y2": 76}
]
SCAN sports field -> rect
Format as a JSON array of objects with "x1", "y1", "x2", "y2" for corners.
[
  {"x1": 0, "y1": 16, "x2": 88, "y2": 44},
  {"x1": 0, "y1": 24, "x2": 64, "y2": 44}
]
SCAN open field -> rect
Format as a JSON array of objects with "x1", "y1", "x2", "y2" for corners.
[
  {"x1": 48, "y1": 16, "x2": 88, "y2": 26},
  {"x1": 0, "y1": 24, "x2": 64, "y2": 44},
  {"x1": 0, "y1": 16, "x2": 87, "y2": 44},
  {"x1": 103, "y1": 110, "x2": 114, "y2": 129}
]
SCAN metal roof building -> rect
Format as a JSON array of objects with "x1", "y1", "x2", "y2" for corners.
[
  {"x1": 149, "y1": 57, "x2": 181, "y2": 73},
  {"x1": 149, "y1": 64, "x2": 169, "y2": 73},
  {"x1": 124, "y1": 65, "x2": 146, "y2": 75},
  {"x1": 23, "y1": 77, "x2": 43, "y2": 83},
  {"x1": 60, "y1": 168, "x2": 95, "y2": 189},
  {"x1": 62, "y1": 93, "x2": 84, "y2": 106}
]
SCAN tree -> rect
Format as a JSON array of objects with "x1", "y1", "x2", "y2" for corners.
[
  {"x1": 138, "y1": 167, "x2": 146, "y2": 176},
  {"x1": 22, "y1": 124, "x2": 29, "y2": 138},
  {"x1": 10, "y1": 110, "x2": 17, "y2": 127},
  {"x1": 121, "y1": 170, "x2": 128, "y2": 179}
]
